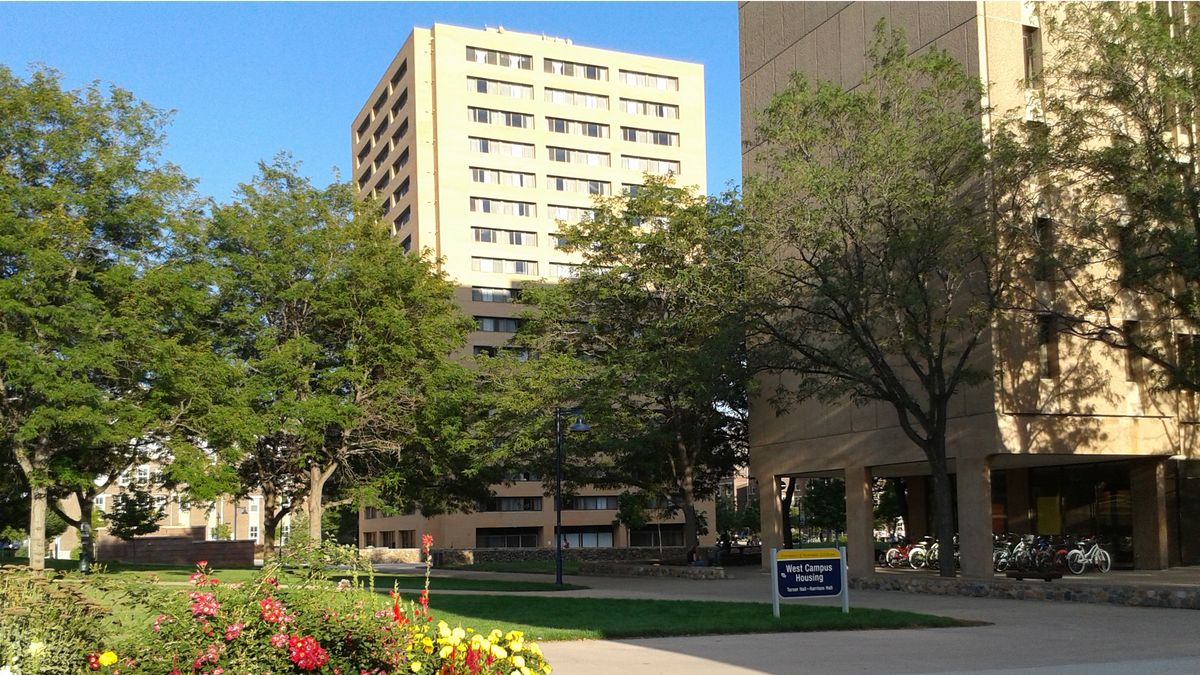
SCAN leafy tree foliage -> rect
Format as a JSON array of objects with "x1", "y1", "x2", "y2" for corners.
[
  {"x1": 105, "y1": 488, "x2": 165, "y2": 540},
  {"x1": 207, "y1": 159, "x2": 477, "y2": 543},
  {"x1": 744, "y1": 27, "x2": 1006, "y2": 575},
  {"x1": 0, "y1": 66, "x2": 214, "y2": 569},
  {"x1": 995, "y1": 3, "x2": 1200, "y2": 391},
  {"x1": 499, "y1": 176, "x2": 749, "y2": 560}
]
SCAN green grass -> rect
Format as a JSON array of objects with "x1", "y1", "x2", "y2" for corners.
[
  {"x1": 424, "y1": 595, "x2": 968, "y2": 641},
  {"x1": 344, "y1": 574, "x2": 585, "y2": 593},
  {"x1": 445, "y1": 559, "x2": 581, "y2": 575}
]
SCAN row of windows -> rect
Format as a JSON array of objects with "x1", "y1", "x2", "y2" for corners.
[
  {"x1": 473, "y1": 226, "x2": 537, "y2": 246},
  {"x1": 476, "y1": 316, "x2": 522, "y2": 333},
  {"x1": 362, "y1": 529, "x2": 417, "y2": 549},
  {"x1": 469, "y1": 107, "x2": 679, "y2": 147},
  {"x1": 468, "y1": 170, "x2": 634, "y2": 198},
  {"x1": 621, "y1": 98, "x2": 679, "y2": 119},
  {"x1": 471, "y1": 167, "x2": 536, "y2": 188},
  {"x1": 468, "y1": 76, "x2": 533, "y2": 100},
  {"x1": 548, "y1": 204, "x2": 594, "y2": 223},
  {"x1": 547, "y1": 116, "x2": 608, "y2": 138},
  {"x1": 472, "y1": 286, "x2": 521, "y2": 303},
  {"x1": 622, "y1": 126, "x2": 679, "y2": 147},
  {"x1": 546, "y1": 87, "x2": 608, "y2": 109},
  {"x1": 474, "y1": 495, "x2": 618, "y2": 512},
  {"x1": 471, "y1": 257, "x2": 538, "y2": 275},
  {"x1": 473, "y1": 345, "x2": 532, "y2": 360},
  {"x1": 468, "y1": 136, "x2": 679, "y2": 174},
  {"x1": 470, "y1": 196, "x2": 536, "y2": 217},
  {"x1": 467, "y1": 46, "x2": 532, "y2": 70},
  {"x1": 469, "y1": 106, "x2": 533, "y2": 128}
]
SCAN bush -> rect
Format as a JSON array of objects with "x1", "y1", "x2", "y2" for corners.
[
  {"x1": 0, "y1": 565, "x2": 115, "y2": 674},
  {"x1": 99, "y1": 536, "x2": 553, "y2": 674}
]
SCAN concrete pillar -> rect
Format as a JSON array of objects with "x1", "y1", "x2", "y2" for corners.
[
  {"x1": 956, "y1": 455, "x2": 994, "y2": 580},
  {"x1": 844, "y1": 465, "x2": 876, "y2": 579},
  {"x1": 759, "y1": 475, "x2": 784, "y2": 568},
  {"x1": 1132, "y1": 458, "x2": 1169, "y2": 570},
  {"x1": 1006, "y1": 468, "x2": 1032, "y2": 534},
  {"x1": 905, "y1": 476, "x2": 928, "y2": 538}
]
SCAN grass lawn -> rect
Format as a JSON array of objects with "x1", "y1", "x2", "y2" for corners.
[
  {"x1": 16, "y1": 558, "x2": 582, "y2": 592},
  {"x1": 445, "y1": 559, "x2": 581, "y2": 575},
  {"x1": 426, "y1": 595, "x2": 968, "y2": 641}
]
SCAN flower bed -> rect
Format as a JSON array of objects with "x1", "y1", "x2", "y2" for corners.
[{"x1": 2, "y1": 537, "x2": 553, "y2": 675}]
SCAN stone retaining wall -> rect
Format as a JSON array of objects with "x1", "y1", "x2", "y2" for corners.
[
  {"x1": 851, "y1": 574, "x2": 1200, "y2": 610},
  {"x1": 580, "y1": 560, "x2": 727, "y2": 580}
]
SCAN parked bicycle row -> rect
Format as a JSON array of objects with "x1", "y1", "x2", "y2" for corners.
[{"x1": 881, "y1": 534, "x2": 1112, "y2": 575}]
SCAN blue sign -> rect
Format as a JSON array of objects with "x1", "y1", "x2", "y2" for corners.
[{"x1": 776, "y1": 552, "x2": 842, "y2": 598}]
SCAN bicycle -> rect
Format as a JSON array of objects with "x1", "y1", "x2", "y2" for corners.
[{"x1": 1067, "y1": 538, "x2": 1112, "y2": 574}]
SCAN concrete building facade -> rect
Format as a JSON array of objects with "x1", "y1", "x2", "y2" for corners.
[
  {"x1": 351, "y1": 23, "x2": 714, "y2": 552},
  {"x1": 741, "y1": 1, "x2": 1200, "y2": 579}
]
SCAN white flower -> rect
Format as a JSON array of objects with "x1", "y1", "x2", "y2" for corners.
[
  {"x1": 27, "y1": 642, "x2": 44, "y2": 656},
  {"x1": 1, "y1": 664, "x2": 16, "y2": 675}
]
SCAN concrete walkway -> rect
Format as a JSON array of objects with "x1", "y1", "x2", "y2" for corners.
[{"x1": 391, "y1": 564, "x2": 1200, "y2": 674}]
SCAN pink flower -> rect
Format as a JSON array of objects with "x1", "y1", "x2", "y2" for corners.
[
  {"x1": 287, "y1": 635, "x2": 330, "y2": 671},
  {"x1": 152, "y1": 614, "x2": 174, "y2": 632},
  {"x1": 223, "y1": 622, "x2": 245, "y2": 641},
  {"x1": 271, "y1": 633, "x2": 289, "y2": 649},
  {"x1": 188, "y1": 591, "x2": 220, "y2": 617},
  {"x1": 260, "y1": 597, "x2": 294, "y2": 624}
]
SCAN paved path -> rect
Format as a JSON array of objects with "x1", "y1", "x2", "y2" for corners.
[{"x1": 388, "y1": 565, "x2": 1200, "y2": 674}]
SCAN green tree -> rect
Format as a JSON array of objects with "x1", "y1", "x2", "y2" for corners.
[
  {"x1": 745, "y1": 26, "x2": 1008, "y2": 576},
  {"x1": 0, "y1": 66, "x2": 213, "y2": 570},
  {"x1": 801, "y1": 478, "x2": 846, "y2": 538},
  {"x1": 506, "y1": 176, "x2": 748, "y2": 561},
  {"x1": 106, "y1": 488, "x2": 165, "y2": 540},
  {"x1": 208, "y1": 159, "x2": 476, "y2": 543},
  {"x1": 995, "y1": 3, "x2": 1200, "y2": 390}
]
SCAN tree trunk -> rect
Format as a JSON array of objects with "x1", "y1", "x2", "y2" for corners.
[
  {"x1": 29, "y1": 484, "x2": 47, "y2": 571},
  {"x1": 262, "y1": 490, "x2": 280, "y2": 560},
  {"x1": 680, "y1": 496, "x2": 700, "y2": 563},
  {"x1": 928, "y1": 449, "x2": 957, "y2": 578},
  {"x1": 307, "y1": 463, "x2": 336, "y2": 543},
  {"x1": 77, "y1": 496, "x2": 94, "y2": 561},
  {"x1": 780, "y1": 477, "x2": 796, "y2": 549}
]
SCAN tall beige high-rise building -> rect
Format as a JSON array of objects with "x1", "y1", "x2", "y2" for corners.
[{"x1": 351, "y1": 23, "x2": 711, "y2": 552}]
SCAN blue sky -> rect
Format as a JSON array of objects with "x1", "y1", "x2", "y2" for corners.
[{"x1": 0, "y1": 2, "x2": 740, "y2": 202}]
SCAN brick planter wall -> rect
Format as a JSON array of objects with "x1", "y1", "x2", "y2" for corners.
[
  {"x1": 579, "y1": 560, "x2": 727, "y2": 580},
  {"x1": 359, "y1": 546, "x2": 715, "y2": 567},
  {"x1": 851, "y1": 575, "x2": 1200, "y2": 610},
  {"x1": 97, "y1": 535, "x2": 254, "y2": 568}
]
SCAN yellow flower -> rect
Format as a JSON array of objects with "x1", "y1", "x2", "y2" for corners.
[
  {"x1": 543, "y1": 666, "x2": 553, "y2": 674},
  {"x1": 98, "y1": 651, "x2": 118, "y2": 667},
  {"x1": 452, "y1": 627, "x2": 466, "y2": 642},
  {"x1": 438, "y1": 621, "x2": 451, "y2": 638},
  {"x1": 27, "y1": 642, "x2": 45, "y2": 656},
  {"x1": 410, "y1": 662, "x2": 422, "y2": 673},
  {"x1": 439, "y1": 645, "x2": 454, "y2": 658},
  {"x1": 491, "y1": 644, "x2": 508, "y2": 660},
  {"x1": 512, "y1": 656, "x2": 526, "y2": 668}
]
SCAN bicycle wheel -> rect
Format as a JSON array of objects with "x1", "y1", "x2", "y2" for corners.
[
  {"x1": 1067, "y1": 550, "x2": 1085, "y2": 575},
  {"x1": 909, "y1": 548, "x2": 926, "y2": 569},
  {"x1": 1095, "y1": 549, "x2": 1112, "y2": 574},
  {"x1": 928, "y1": 544, "x2": 940, "y2": 570},
  {"x1": 886, "y1": 548, "x2": 903, "y2": 568},
  {"x1": 993, "y1": 549, "x2": 1008, "y2": 572}
]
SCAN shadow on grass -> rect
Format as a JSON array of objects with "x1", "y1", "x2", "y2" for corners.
[{"x1": 424, "y1": 595, "x2": 974, "y2": 642}]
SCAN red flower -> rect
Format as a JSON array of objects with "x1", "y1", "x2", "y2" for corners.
[
  {"x1": 421, "y1": 534, "x2": 433, "y2": 550},
  {"x1": 223, "y1": 622, "x2": 245, "y2": 641},
  {"x1": 86, "y1": 653, "x2": 100, "y2": 671},
  {"x1": 195, "y1": 560, "x2": 208, "y2": 568},
  {"x1": 260, "y1": 597, "x2": 294, "y2": 624},
  {"x1": 287, "y1": 635, "x2": 330, "y2": 671},
  {"x1": 187, "y1": 591, "x2": 220, "y2": 617}
]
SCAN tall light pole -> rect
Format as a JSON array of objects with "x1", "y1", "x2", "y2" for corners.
[{"x1": 555, "y1": 407, "x2": 590, "y2": 587}]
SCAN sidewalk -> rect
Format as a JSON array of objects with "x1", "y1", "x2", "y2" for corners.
[{"x1": 402, "y1": 565, "x2": 1200, "y2": 674}]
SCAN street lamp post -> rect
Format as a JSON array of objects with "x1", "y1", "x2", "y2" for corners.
[{"x1": 554, "y1": 407, "x2": 590, "y2": 587}]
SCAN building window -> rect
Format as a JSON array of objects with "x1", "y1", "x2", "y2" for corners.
[
  {"x1": 545, "y1": 88, "x2": 609, "y2": 109},
  {"x1": 1037, "y1": 314, "x2": 1059, "y2": 379},
  {"x1": 620, "y1": 98, "x2": 679, "y2": 119},
  {"x1": 249, "y1": 525, "x2": 259, "y2": 542},
  {"x1": 389, "y1": 60, "x2": 408, "y2": 88},
  {"x1": 548, "y1": 262, "x2": 579, "y2": 278},
  {"x1": 476, "y1": 316, "x2": 521, "y2": 333},
  {"x1": 467, "y1": 77, "x2": 534, "y2": 99},
  {"x1": 399, "y1": 530, "x2": 416, "y2": 548},
  {"x1": 1124, "y1": 320, "x2": 1143, "y2": 383},
  {"x1": 561, "y1": 526, "x2": 614, "y2": 548},
  {"x1": 136, "y1": 466, "x2": 150, "y2": 485},
  {"x1": 476, "y1": 527, "x2": 540, "y2": 548},
  {"x1": 472, "y1": 227, "x2": 537, "y2": 246},
  {"x1": 395, "y1": 206, "x2": 411, "y2": 230},
  {"x1": 546, "y1": 117, "x2": 610, "y2": 138},
  {"x1": 468, "y1": 107, "x2": 532, "y2": 128},
  {"x1": 629, "y1": 524, "x2": 684, "y2": 547},
  {"x1": 547, "y1": 146, "x2": 611, "y2": 166},
  {"x1": 93, "y1": 495, "x2": 106, "y2": 511},
  {"x1": 564, "y1": 496, "x2": 618, "y2": 510},
  {"x1": 548, "y1": 176, "x2": 611, "y2": 195},
  {"x1": 1023, "y1": 26, "x2": 1042, "y2": 85},
  {"x1": 399, "y1": 235, "x2": 412, "y2": 252},
  {"x1": 471, "y1": 257, "x2": 538, "y2": 275},
  {"x1": 548, "y1": 204, "x2": 594, "y2": 224},
  {"x1": 472, "y1": 286, "x2": 520, "y2": 303},
  {"x1": 545, "y1": 58, "x2": 607, "y2": 81},
  {"x1": 390, "y1": 89, "x2": 408, "y2": 118},
  {"x1": 621, "y1": 155, "x2": 679, "y2": 174},
  {"x1": 392, "y1": 148, "x2": 409, "y2": 176},
  {"x1": 1033, "y1": 216, "x2": 1056, "y2": 281},
  {"x1": 619, "y1": 70, "x2": 679, "y2": 91},
  {"x1": 473, "y1": 345, "x2": 498, "y2": 357},
  {"x1": 365, "y1": 506, "x2": 379, "y2": 519},
  {"x1": 470, "y1": 197, "x2": 536, "y2": 217},
  {"x1": 466, "y1": 46, "x2": 532, "y2": 70},
  {"x1": 470, "y1": 137, "x2": 535, "y2": 158},
  {"x1": 364, "y1": 531, "x2": 377, "y2": 547},
  {"x1": 482, "y1": 496, "x2": 543, "y2": 512},
  {"x1": 392, "y1": 178, "x2": 410, "y2": 204},
  {"x1": 471, "y1": 167, "x2": 535, "y2": 188},
  {"x1": 621, "y1": 127, "x2": 679, "y2": 147}
]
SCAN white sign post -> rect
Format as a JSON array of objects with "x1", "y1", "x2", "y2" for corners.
[{"x1": 771, "y1": 546, "x2": 849, "y2": 618}]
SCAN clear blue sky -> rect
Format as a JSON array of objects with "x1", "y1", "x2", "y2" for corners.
[{"x1": 0, "y1": 2, "x2": 741, "y2": 202}]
